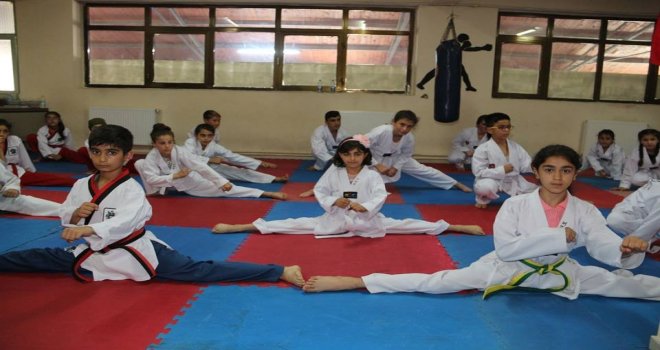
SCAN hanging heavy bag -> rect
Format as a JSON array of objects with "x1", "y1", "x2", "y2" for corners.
[{"x1": 434, "y1": 38, "x2": 462, "y2": 123}]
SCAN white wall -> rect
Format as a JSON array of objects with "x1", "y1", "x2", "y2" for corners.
[{"x1": 14, "y1": 1, "x2": 660, "y2": 160}]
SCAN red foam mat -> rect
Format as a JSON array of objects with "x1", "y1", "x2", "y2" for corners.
[
  {"x1": 259, "y1": 159, "x2": 303, "y2": 177},
  {"x1": 19, "y1": 189, "x2": 68, "y2": 203},
  {"x1": 148, "y1": 197, "x2": 274, "y2": 227},
  {"x1": 278, "y1": 182, "x2": 319, "y2": 202},
  {"x1": 426, "y1": 163, "x2": 472, "y2": 174},
  {"x1": 569, "y1": 181, "x2": 624, "y2": 208},
  {"x1": 0, "y1": 274, "x2": 201, "y2": 349},
  {"x1": 417, "y1": 204, "x2": 499, "y2": 234},
  {"x1": 229, "y1": 234, "x2": 457, "y2": 281}
]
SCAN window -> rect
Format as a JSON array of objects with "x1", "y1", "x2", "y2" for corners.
[
  {"x1": 84, "y1": 5, "x2": 414, "y2": 92},
  {"x1": 0, "y1": 1, "x2": 17, "y2": 93},
  {"x1": 493, "y1": 13, "x2": 659, "y2": 104}
]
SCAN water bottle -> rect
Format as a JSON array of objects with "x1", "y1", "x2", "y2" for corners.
[
  {"x1": 330, "y1": 80, "x2": 336, "y2": 93},
  {"x1": 317, "y1": 80, "x2": 323, "y2": 93}
]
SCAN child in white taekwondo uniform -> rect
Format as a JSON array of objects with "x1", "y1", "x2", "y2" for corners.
[
  {"x1": 302, "y1": 145, "x2": 660, "y2": 301},
  {"x1": 581, "y1": 129, "x2": 625, "y2": 180},
  {"x1": 27, "y1": 111, "x2": 86, "y2": 163},
  {"x1": 186, "y1": 110, "x2": 278, "y2": 170},
  {"x1": 472, "y1": 113, "x2": 537, "y2": 208},
  {"x1": 0, "y1": 125, "x2": 304, "y2": 286},
  {"x1": 135, "y1": 124, "x2": 286, "y2": 200},
  {"x1": 365, "y1": 110, "x2": 472, "y2": 192},
  {"x1": 447, "y1": 114, "x2": 489, "y2": 170},
  {"x1": 0, "y1": 119, "x2": 77, "y2": 186},
  {"x1": 310, "y1": 110, "x2": 349, "y2": 171},
  {"x1": 608, "y1": 179, "x2": 660, "y2": 256},
  {"x1": 0, "y1": 162, "x2": 61, "y2": 216},
  {"x1": 615, "y1": 129, "x2": 660, "y2": 190},
  {"x1": 184, "y1": 124, "x2": 288, "y2": 184},
  {"x1": 212, "y1": 135, "x2": 484, "y2": 237}
]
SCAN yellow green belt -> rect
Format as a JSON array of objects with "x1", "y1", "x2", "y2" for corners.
[{"x1": 482, "y1": 256, "x2": 570, "y2": 299}]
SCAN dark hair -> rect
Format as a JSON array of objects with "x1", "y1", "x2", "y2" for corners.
[
  {"x1": 392, "y1": 110, "x2": 419, "y2": 125},
  {"x1": 203, "y1": 110, "x2": 221, "y2": 120},
  {"x1": 89, "y1": 124, "x2": 133, "y2": 154},
  {"x1": 149, "y1": 123, "x2": 174, "y2": 143},
  {"x1": 531, "y1": 144, "x2": 581, "y2": 170},
  {"x1": 637, "y1": 128, "x2": 659, "y2": 166},
  {"x1": 0, "y1": 118, "x2": 12, "y2": 130},
  {"x1": 597, "y1": 129, "x2": 615, "y2": 140},
  {"x1": 484, "y1": 112, "x2": 511, "y2": 139},
  {"x1": 325, "y1": 110, "x2": 341, "y2": 121},
  {"x1": 194, "y1": 123, "x2": 215, "y2": 136},
  {"x1": 332, "y1": 138, "x2": 372, "y2": 167},
  {"x1": 44, "y1": 111, "x2": 66, "y2": 140},
  {"x1": 476, "y1": 114, "x2": 488, "y2": 126}
]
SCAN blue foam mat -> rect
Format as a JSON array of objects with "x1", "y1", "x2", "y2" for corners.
[
  {"x1": 34, "y1": 161, "x2": 87, "y2": 173},
  {"x1": 577, "y1": 176, "x2": 620, "y2": 190},
  {"x1": 154, "y1": 284, "x2": 659, "y2": 350},
  {"x1": 0, "y1": 217, "x2": 64, "y2": 253},
  {"x1": 265, "y1": 201, "x2": 325, "y2": 220},
  {"x1": 147, "y1": 225, "x2": 248, "y2": 261}
]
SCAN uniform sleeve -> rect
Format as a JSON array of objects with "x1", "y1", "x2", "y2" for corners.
[
  {"x1": 212, "y1": 143, "x2": 261, "y2": 169},
  {"x1": 610, "y1": 146, "x2": 625, "y2": 180},
  {"x1": 16, "y1": 139, "x2": 36, "y2": 172},
  {"x1": 179, "y1": 147, "x2": 229, "y2": 187},
  {"x1": 314, "y1": 167, "x2": 340, "y2": 213},
  {"x1": 36, "y1": 127, "x2": 55, "y2": 157},
  {"x1": 0, "y1": 164, "x2": 21, "y2": 193},
  {"x1": 451, "y1": 129, "x2": 470, "y2": 154},
  {"x1": 311, "y1": 127, "x2": 334, "y2": 165},
  {"x1": 139, "y1": 154, "x2": 175, "y2": 189},
  {"x1": 493, "y1": 199, "x2": 569, "y2": 261},
  {"x1": 517, "y1": 145, "x2": 533, "y2": 174},
  {"x1": 359, "y1": 172, "x2": 387, "y2": 216},
  {"x1": 579, "y1": 203, "x2": 644, "y2": 270},
  {"x1": 59, "y1": 178, "x2": 86, "y2": 225},
  {"x1": 365, "y1": 127, "x2": 383, "y2": 166},
  {"x1": 618, "y1": 152, "x2": 637, "y2": 189},
  {"x1": 183, "y1": 138, "x2": 210, "y2": 164},
  {"x1": 472, "y1": 144, "x2": 506, "y2": 180},
  {"x1": 585, "y1": 145, "x2": 602, "y2": 172},
  {"x1": 393, "y1": 135, "x2": 414, "y2": 170},
  {"x1": 64, "y1": 128, "x2": 75, "y2": 149}
]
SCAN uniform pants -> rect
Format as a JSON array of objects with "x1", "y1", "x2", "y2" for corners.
[
  {"x1": 381, "y1": 158, "x2": 457, "y2": 189},
  {"x1": 209, "y1": 163, "x2": 275, "y2": 183},
  {"x1": 0, "y1": 242, "x2": 284, "y2": 283},
  {"x1": 0, "y1": 195, "x2": 60, "y2": 216},
  {"x1": 253, "y1": 217, "x2": 450, "y2": 236}
]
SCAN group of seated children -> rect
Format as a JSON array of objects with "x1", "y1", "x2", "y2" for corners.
[{"x1": 0, "y1": 123, "x2": 657, "y2": 303}]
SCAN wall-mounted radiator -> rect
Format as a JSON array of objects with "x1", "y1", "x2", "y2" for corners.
[
  {"x1": 580, "y1": 120, "x2": 649, "y2": 156},
  {"x1": 89, "y1": 107, "x2": 158, "y2": 146}
]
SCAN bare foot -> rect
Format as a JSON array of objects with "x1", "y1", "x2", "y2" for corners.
[
  {"x1": 299, "y1": 189, "x2": 315, "y2": 198},
  {"x1": 211, "y1": 223, "x2": 255, "y2": 234},
  {"x1": 448, "y1": 225, "x2": 485, "y2": 235},
  {"x1": 454, "y1": 183, "x2": 472, "y2": 192},
  {"x1": 263, "y1": 191, "x2": 288, "y2": 200},
  {"x1": 306, "y1": 165, "x2": 318, "y2": 171},
  {"x1": 281, "y1": 265, "x2": 305, "y2": 287},
  {"x1": 273, "y1": 174, "x2": 289, "y2": 183},
  {"x1": 261, "y1": 161, "x2": 277, "y2": 169},
  {"x1": 475, "y1": 203, "x2": 487, "y2": 209},
  {"x1": 303, "y1": 276, "x2": 365, "y2": 292}
]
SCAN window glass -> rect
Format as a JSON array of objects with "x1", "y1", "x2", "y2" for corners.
[
  {"x1": 282, "y1": 35, "x2": 337, "y2": 87},
  {"x1": 215, "y1": 8, "x2": 275, "y2": 28},
  {"x1": 89, "y1": 7, "x2": 144, "y2": 26},
  {"x1": 0, "y1": 1, "x2": 15, "y2": 34},
  {"x1": 498, "y1": 43, "x2": 541, "y2": 94},
  {"x1": 553, "y1": 19, "x2": 600, "y2": 39},
  {"x1": 89, "y1": 31, "x2": 144, "y2": 85},
  {"x1": 281, "y1": 9, "x2": 342, "y2": 29},
  {"x1": 499, "y1": 15, "x2": 547, "y2": 37},
  {"x1": 600, "y1": 44, "x2": 649, "y2": 101},
  {"x1": 0, "y1": 39, "x2": 15, "y2": 90},
  {"x1": 348, "y1": 10, "x2": 410, "y2": 31},
  {"x1": 607, "y1": 20, "x2": 654, "y2": 41},
  {"x1": 214, "y1": 32, "x2": 274, "y2": 88},
  {"x1": 548, "y1": 42, "x2": 598, "y2": 99},
  {"x1": 152, "y1": 8, "x2": 209, "y2": 27},
  {"x1": 346, "y1": 34, "x2": 408, "y2": 91},
  {"x1": 153, "y1": 33, "x2": 205, "y2": 83}
]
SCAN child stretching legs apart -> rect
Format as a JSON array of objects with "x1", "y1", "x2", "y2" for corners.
[
  {"x1": 213, "y1": 136, "x2": 483, "y2": 238},
  {"x1": 0, "y1": 125, "x2": 303, "y2": 286},
  {"x1": 303, "y1": 145, "x2": 659, "y2": 301}
]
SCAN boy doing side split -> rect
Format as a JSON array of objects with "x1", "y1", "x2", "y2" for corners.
[
  {"x1": 135, "y1": 124, "x2": 286, "y2": 200},
  {"x1": 472, "y1": 113, "x2": 537, "y2": 208},
  {"x1": 303, "y1": 145, "x2": 659, "y2": 302},
  {"x1": 366, "y1": 110, "x2": 472, "y2": 192},
  {"x1": 0, "y1": 162, "x2": 61, "y2": 216},
  {"x1": 0, "y1": 125, "x2": 304, "y2": 286},
  {"x1": 213, "y1": 136, "x2": 483, "y2": 237},
  {"x1": 309, "y1": 110, "x2": 349, "y2": 171},
  {"x1": 184, "y1": 124, "x2": 288, "y2": 183}
]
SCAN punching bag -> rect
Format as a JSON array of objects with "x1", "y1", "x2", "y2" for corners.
[{"x1": 434, "y1": 38, "x2": 462, "y2": 123}]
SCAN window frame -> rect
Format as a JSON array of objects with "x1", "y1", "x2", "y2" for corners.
[
  {"x1": 0, "y1": 0, "x2": 18, "y2": 94},
  {"x1": 83, "y1": 4, "x2": 415, "y2": 93},
  {"x1": 492, "y1": 12, "x2": 659, "y2": 104}
]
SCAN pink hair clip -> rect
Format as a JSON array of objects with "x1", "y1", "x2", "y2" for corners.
[{"x1": 352, "y1": 134, "x2": 370, "y2": 148}]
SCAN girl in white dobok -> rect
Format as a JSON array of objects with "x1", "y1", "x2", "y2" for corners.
[
  {"x1": 472, "y1": 113, "x2": 537, "y2": 208},
  {"x1": 302, "y1": 145, "x2": 659, "y2": 302},
  {"x1": 615, "y1": 129, "x2": 659, "y2": 190},
  {"x1": 135, "y1": 124, "x2": 286, "y2": 200},
  {"x1": 212, "y1": 135, "x2": 483, "y2": 237}
]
